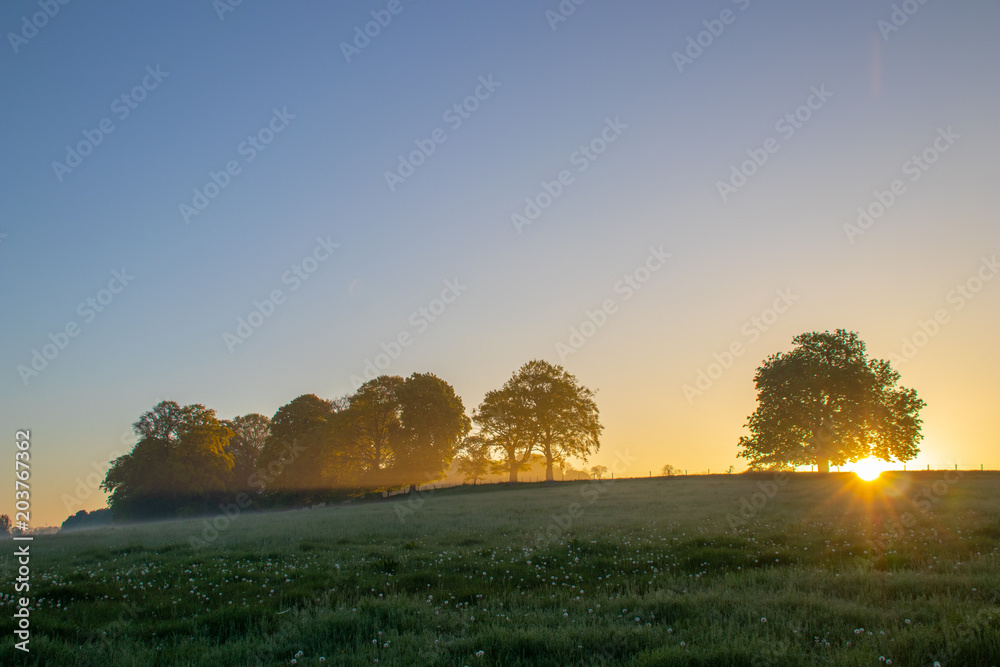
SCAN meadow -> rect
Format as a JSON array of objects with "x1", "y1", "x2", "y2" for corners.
[{"x1": 2, "y1": 472, "x2": 998, "y2": 666}]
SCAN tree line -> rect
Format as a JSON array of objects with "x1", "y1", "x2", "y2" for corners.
[
  {"x1": 96, "y1": 330, "x2": 925, "y2": 522},
  {"x1": 101, "y1": 360, "x2": 602, "y2": 520}
]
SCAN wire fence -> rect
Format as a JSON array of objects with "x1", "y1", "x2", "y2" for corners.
[{"x1": 413, "y1": 464, "x2": 1000, "y2": 490}]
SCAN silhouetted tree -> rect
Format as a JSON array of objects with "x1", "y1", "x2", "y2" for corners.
[
  {"x1": 102, "y1": 401, "x2": 234, "y2": 518},
  {"x1": 511, "y1": 360, "x2": 602, "y2": 482},
  {"x1": 738, "y1": 330, "x2": 924, "y2": 472},
  {"x1": 394, "y1": 373, "x2": 471, "y2": 489},
  {"x1": 346, "y1": 374, "x2": 469, "y2": 491},
  {"x1": 474, "y1": 361, "x2": 602, "y2": 482},
  {"x1": 454, "y1": 435, "x2": 495, "y2": 484},
  {"x1": 268, "y1": 412, "x2": 362, "y2": 503},
  {"x1": 257, "y1": 394, "x2": 335, "y2": 478},
  {"x1": 224, "y1": 413, "x2": 270, "y2": 491},
  {"x1": 0, "y1": 514, "x2": 10, "y2": 537},
  {"x1": 347, "y1": 376, "x2": 405, "y2": 485},
  {"x1": 591, "y1": 465, "x2": 608, "y2": 479},
  {"x1": 474, "y1": 385, "x2": 536, "y2": 483},
  {"x1": 60, "y1": 509, "x2": 112, "y2": 532}
]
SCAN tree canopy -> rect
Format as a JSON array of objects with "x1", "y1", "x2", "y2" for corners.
[
  {"x1": 97, "y1": 363, "x2": 603, "y2": 521},
  {"x1": 101, "y1": 401, "x2": 235, "y2": 518},
  {"x1": 472, "y1": 360, "x2": 602, "y2": 482},
  {"x1": 738, "y1": 330, "x2": 925, "y2": 472}
]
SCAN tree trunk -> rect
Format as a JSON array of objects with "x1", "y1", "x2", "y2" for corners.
[
  {"x1": 544, "y1": 455, "x2": 554, "y2": 482},
  {"x1": 812, "y1": 422, "x2": 832, "y2": 473},
  {"x1": 508, "y1": 466, "x2": 518, "y2": 483}
]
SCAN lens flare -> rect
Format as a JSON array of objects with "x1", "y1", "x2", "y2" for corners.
[{"x1": 852, "y1": 458, "x2": 886, "y2": 482}]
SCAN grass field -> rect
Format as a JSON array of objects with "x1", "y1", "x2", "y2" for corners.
[{"x1": 2, "y1": 472, "x2": 999, "y2": 666}]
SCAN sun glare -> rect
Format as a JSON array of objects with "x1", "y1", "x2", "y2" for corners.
[{"x1": 852, "y1": 458, "x2": 888, "y2": 482}]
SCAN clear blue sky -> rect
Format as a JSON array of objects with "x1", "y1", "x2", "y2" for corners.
[{"x1": 2, "y1": 1, "x2": 998, "y2": 525}]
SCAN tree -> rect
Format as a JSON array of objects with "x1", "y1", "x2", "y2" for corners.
[
  {"x1": 590, "y1": 465, "x2": 608, "y2": 479},
  {"x1": 738, "y1": 330, "x2": 925, "y2": 472},
  {"x1": 347, "y1": 376, "x2": 406, "y2": 486},
  {"x1": 660, "y1": 464, "x2": 677, "y2": 477},
  {"x1": 268, "y1": 412, "x2": 363, "y2": 503},
  {"x1": 473, "y1": 385, "x2": 536, "y2": 483},
  {"x1": 258, "y1": 394, "x2": 335, "y2": 477},
  {"x1": 0, "y1": 514, "x2": 10, "y2": 537},
  {"x1": 346, "y1": 374, "x2": 470, "y2": 491},
  {"x1": 224, "y1": 413, "x2": 270, "y2": 492},
  {"x1": 395, "y1": 373, "x2": 471, "y2": 488},
  {"x1": 102, "y1": 401, "x2": 235, "y2": 518},
  {"x1": 60, "y1": 509, "x2": 112, "y2": 532},
  {"x1": 511, "y1": 360, "x2": 602, "y2": 482},
  {"x1": 454, "y1": 435, "x2": 495, "y2": 484},
  {"x1": 473, "y1": 360, "x2": 602, "y2": 483}
]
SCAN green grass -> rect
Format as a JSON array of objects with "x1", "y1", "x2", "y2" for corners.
[{"x1": 2, "y1": 472, "x2": 999, "y2": 665}]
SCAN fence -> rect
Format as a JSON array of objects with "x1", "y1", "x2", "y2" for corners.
[{"x1": 412, "y1": 464, "x2": 1000, "y2": 491}]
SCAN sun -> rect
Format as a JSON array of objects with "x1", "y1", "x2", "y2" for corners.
[{"x1": 851, "y1": 457, "x2": 889, "y2": 482}]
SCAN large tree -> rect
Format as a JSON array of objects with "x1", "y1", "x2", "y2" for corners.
[
  {"x1": 102, "y1": 401, "x2": 234, "y2": 518},
  {"x1": 224, "y1": 413, "x2": 270, "y2": 492},
  {"x1": 738, "y1": 330, "x2": 924, "y2": 472},
  {"x1": 473, "y1": 360, "x2": 602, "y2": 482},
  {"x1": 510, "y1": 360, "x2": 602, "y2": 482},
  {"x1": 257, "y1": 394, "x2": 336, "y2": 479},
  {"x1": 347, "y1": 373, "x2": 470, "y2": 490},
  {"x1": 473, "y1": 385, "x2": 536, "y2": 483},
  {"x1": 267, "y1": 412, "x2": 363, "y2": 503},
  {"x1": 347, "y1": 376, "x2": 406, "y2": 484},
  {"x1": 395, "y1": 372, "x2": 471, "y2": 488}
]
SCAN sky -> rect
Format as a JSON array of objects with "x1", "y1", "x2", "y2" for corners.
[{"x1": 2, "y1": 1, "x2": 998, "y2": 527}]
